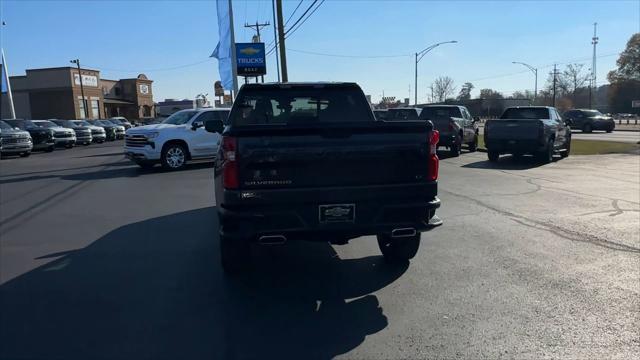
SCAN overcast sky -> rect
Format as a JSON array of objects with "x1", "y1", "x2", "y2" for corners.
[{"x1": 1, "y1": 0, "x2": 638, "y2": 103}]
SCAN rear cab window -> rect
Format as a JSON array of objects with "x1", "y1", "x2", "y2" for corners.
[
  {"x1": 229, "y1": 85, "x2": 374, "y2": 127},
  {"x1": 386, "y1": 109, "x2": 420, "y2": 120},
  {"x1": 419, "y1": 107, "x2": 462, "y2": 120},
  {"x1": 500, "y1": 108, "x2": 551, "y2": 120}
]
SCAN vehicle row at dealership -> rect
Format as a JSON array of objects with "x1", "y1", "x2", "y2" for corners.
[{"x1": 0, "y1": 117, "x2": 133, "y2": 158}]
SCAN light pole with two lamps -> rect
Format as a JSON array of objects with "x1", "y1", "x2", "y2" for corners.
[{"x1": 70, "y1": 59, "x2": 89, "y2": 119}]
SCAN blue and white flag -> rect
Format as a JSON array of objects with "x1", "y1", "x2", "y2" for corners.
[{"x1": 211, "y1": 0, "x2": 234, "y2": 91}]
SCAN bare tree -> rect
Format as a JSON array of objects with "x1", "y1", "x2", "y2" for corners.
[
  {"x1": 431, "y1": 76, "x2": 456, "y2": 102},
  {"x1": 563, "y1": 63, "x2": 590, "y2": 95}
]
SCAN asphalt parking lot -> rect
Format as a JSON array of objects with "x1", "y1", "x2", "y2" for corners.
[
  {"x1": 571, "y1": 130, "x2": 640, "y2": 143},
  {"x1": 1, "y1": 142, "x2": 638, "y2": 359}
]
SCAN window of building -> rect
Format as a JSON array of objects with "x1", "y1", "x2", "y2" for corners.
[
  {"x1": 91, "y1": 100, "x2": 100, "y2": 119},
  {"x1": 78, "y1": 98, "x2": 86, "y2": 119}
]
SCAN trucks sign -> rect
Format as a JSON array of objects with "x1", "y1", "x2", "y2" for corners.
[{"x1": 236, "y1": 43, "x2": 266, "y2": 77}]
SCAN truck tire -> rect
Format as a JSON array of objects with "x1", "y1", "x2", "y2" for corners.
[
  {"x1": 582, "y1": 123, "x2": 592, "y2": 133},
  {"x1": 488, "y1": 151, "x2": 499, "y2": 162},
  {"x1": 449, "y1": 141, "x2": 461, "y2": 157},
  {"x1": 377, "y1": 233, "x2": 421, "y2": 263},
  {"x1": 161, "y1": 143, "x2": 187, "y2": 170},
  {"x1": 468, "y1": 134, "x2": 478, "y2": 152},
  {"x1": 220, "y1": 235, "x2": 250, "y2": 274},
  {"x1": 46, "y1": 145, "x2": 55, "y2": 152},
  {"x1": 538, "y1": 139, "x2": 554, "y2": 164}
]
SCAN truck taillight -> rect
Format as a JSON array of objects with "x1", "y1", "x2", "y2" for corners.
[
  {"x1": 222, "y1": 136, "x2": 239, "y2": 189},
  {"x1": 428, "y1": 130, "x2": 439, "y2": 181}
]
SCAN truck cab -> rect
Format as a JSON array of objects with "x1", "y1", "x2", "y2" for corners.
[{"x1": 124, "y1": 108, "x2": 230, "y2": 170}]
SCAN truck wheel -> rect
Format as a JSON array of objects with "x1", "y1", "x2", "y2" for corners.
[
  {"x1": 468, "y1": 135, "x2": 478, "y2": 152},
  {"x1": 220, "y1": 235, "x2": 250, "y2": 274},
  {"x1": 488, "y1": 151, "x2": 499, "y2": 162},
  {"x1": 46, "y1": 145, "x2": 55, "y2": 152},
  {"x1": 161, "y1": 143, "x2": 187, "y2": 170},
  {"x1": 538, "y1": 139, "x2": 554, "y2": 164},
  {"x1": 449, "y1": 142, "x2": 461, "y2": 157},
  {"x1": 582, "y1": 123, "x2": 592, "y2": 133},
  {"x1": 377, "y1": 233, "x2": 421, "y2": 263}
]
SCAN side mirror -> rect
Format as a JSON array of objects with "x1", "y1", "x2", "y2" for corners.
[
  {"x1": 473, "y1": 116, "x2": 480, "y2": 122},
  {"x1": 565, "y1": 119, "x2": 572, "y2": 125},
  {"x1": 191, "y1": 121, "x2": 203, "y2": 130},
  {"x1": 204, "y1": 119, "x2": 224, "y2": 133}
]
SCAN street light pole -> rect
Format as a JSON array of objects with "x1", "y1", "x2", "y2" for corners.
[
  {"x1": 512, "y1": 61, "x2": 538, "y2": 103},
  {"x1": 414, "y1": 40, "x2": 457, "y2": 105},
  {"x1": 70, "y1": 59, "x2": 88, "y2": 119}
]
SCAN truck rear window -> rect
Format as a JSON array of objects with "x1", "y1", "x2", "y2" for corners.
[
  {"x1": 230, "y1": 86, "x2": 374, "y2": 126},
  {"x1": 420, "y1": 107, "x2": 462, "y2": 120},
  {"x1": 386, "y1": 109, "x2": 419, "y2": 120},
  {"x1": 501, "y1": 108, "x2": 550, "y2": 119}
]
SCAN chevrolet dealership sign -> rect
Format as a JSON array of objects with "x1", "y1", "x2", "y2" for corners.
[{"x1": 236, "y1": 43, "x2": 266, "y2": 77}]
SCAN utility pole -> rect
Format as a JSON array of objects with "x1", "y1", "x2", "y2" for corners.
[
  {"x1": 551, "y1": 63, "x2": 559, "y2": 107},
  {"x1": 271, "y1": 0, "x2": 280, "y2": 82},
  {"x1": 591, "y1": 22, "x2": 598, "y2": 109},
  {"x1": 275, "y1": 0, "x2": 288, "y2": 82},
  {"x1": 70, "y1": 59, "x2": 88, "y2": 119},
  {"x1": 244, "y1": 21, "x2": 270, "y2": 83}
]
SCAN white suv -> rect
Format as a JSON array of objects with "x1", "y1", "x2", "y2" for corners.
[{"x1": 124, "y1": 108, "x2": 230, "y2": 170}]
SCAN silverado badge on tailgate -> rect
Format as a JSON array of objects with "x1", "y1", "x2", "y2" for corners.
[{"x1": 319, "y1": 204, "x2": 355, "y2": 223}]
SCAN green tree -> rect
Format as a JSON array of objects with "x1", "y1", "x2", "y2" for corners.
[
  {"x1": 607, "y1": 33, "x2": 640, "y2": 113},
  {"x1": 457, "y1": 82, "x2": 474, "y2": 101}
]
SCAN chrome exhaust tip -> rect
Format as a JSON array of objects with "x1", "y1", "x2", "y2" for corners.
[
  {"x1": 391, "y1": 228, "x2": 417, "y2": 238},
  {"x1": 258, "y1": 235, "x2": 287, "y2": 245}
]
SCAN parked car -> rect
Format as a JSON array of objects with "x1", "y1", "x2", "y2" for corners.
[
  {"x1": 87, "y1": 120, "x2": 118, "y2": 141},
  {"x1": 0, "y1": 120, "x2": 33, "y2": 157},
  {"x1": 3, "y1": 119, "x2": 55, "y2": 152},
  {"x1": 101, "y1": 120, "x2": 126, "y2": 139},
  {"x1": 51, "y1": 119, "x2": 92, "y2": 146},
  {"x1": 484, "y1": 106, "x2": 571, "y2": 163},
  {"x1": 71, "y1": 120, "x2": 106, "y2": 143},
  {"x1": 563, "y1": 109, "x2": 615, "y2": 133},
  {"x1": 210, "y1": 82, "x2": 442, "y2": 274},
  {"x1": 31, "y1": 120, "x2": 77, "y2": 148},
  {"x1": 372, "y1": 109, "x2": 388, "y2": 121},
  {"x1": 419, "y1": 105, "x2": 479, "y2": 156},
  {"x1": 386, "y1": 107, "x2": 422, "y2": 120},
  {"x1": 107, "y1": 117, "x2": 133, "y2": 130},
  {"x1": 124, "y1": 108, "x2": 230, "y2": 170}
]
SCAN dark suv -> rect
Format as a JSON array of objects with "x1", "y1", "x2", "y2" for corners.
[
  {"x1": 563, "y1": 109, "x2": 615, "y2": 133},
  {"x1": 3, "y1": 119, "x2": 55, "y2": 152}
]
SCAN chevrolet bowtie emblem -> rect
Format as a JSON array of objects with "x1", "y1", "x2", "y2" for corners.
[{"x1": 240, "y1": 47, "x2": 261, "y2": 55}]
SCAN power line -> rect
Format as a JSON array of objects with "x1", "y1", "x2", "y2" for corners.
[
  {"x1": 266, "y1": 0, "x2": 324, "y2": 56},
  {"x1": 285, "y1": 0, "x2": 324, "y2": 38},
  {"x1": 288, "y1": 47, "x2": 410, "y2": 58},
  {"x1": 284, "y1": 0, "x2": 304, "y2": 27},
  {"x1": 284, "y1": 0, "x2": 317, "y2": 36},
  {"x1": 83, "y1": 58, "x2": 214, "y2": 73}
]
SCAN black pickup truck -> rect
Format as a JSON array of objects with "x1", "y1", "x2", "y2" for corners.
[
  {"x1": 419, "y1": 105, "x2": 479, "y2": 156},
  {"x1": 484, "y1": 106, "x2": 571, "y2": 163},
  {"x1": 206, "y1": 82, "x2": 443, "y2": 273}
]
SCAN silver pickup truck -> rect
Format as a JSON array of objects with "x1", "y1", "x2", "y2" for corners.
[{"x1": 484, "y1": 106, "x2": 571, "y2": 164}]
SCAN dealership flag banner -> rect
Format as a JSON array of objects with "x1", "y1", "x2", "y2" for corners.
[{"x1": 211, "y1": 0, "x2": 238, "y2": 94}]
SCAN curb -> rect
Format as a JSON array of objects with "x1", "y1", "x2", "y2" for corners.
[{"x1": 612, "y1": 128, "x2": 640, "y2": 132}]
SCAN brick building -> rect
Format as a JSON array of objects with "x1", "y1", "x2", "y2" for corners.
[{"x1": 1, "y1": 66, "x2": 154, "y2": 120}]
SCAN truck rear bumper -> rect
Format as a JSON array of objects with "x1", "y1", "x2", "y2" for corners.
[
  {"x1": 485, "y1": 139, "x2": 545, "y2": 154},
  {"x1": 219, "y1": 183, "x2": 442, "y2": 241}
]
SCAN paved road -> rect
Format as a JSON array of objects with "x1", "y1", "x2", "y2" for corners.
[
  {"x1": 1, "y1": 143, "x2": 638, "y2": 359},
  {"x1": 571, "y1": 130, "x2": 640, "y2": 143}
]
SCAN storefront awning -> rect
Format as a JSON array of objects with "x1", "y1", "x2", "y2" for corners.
[{"x1": 104, "y1": 98, "x2": 134, "y2": 105}]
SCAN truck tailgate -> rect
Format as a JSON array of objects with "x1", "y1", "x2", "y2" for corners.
[
  {"x1": 486, "y1": 119, "x2": 541, "y2": 140},
  {"x1": 233, "y1": 123, "x2": 432, "y2": 189}
]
